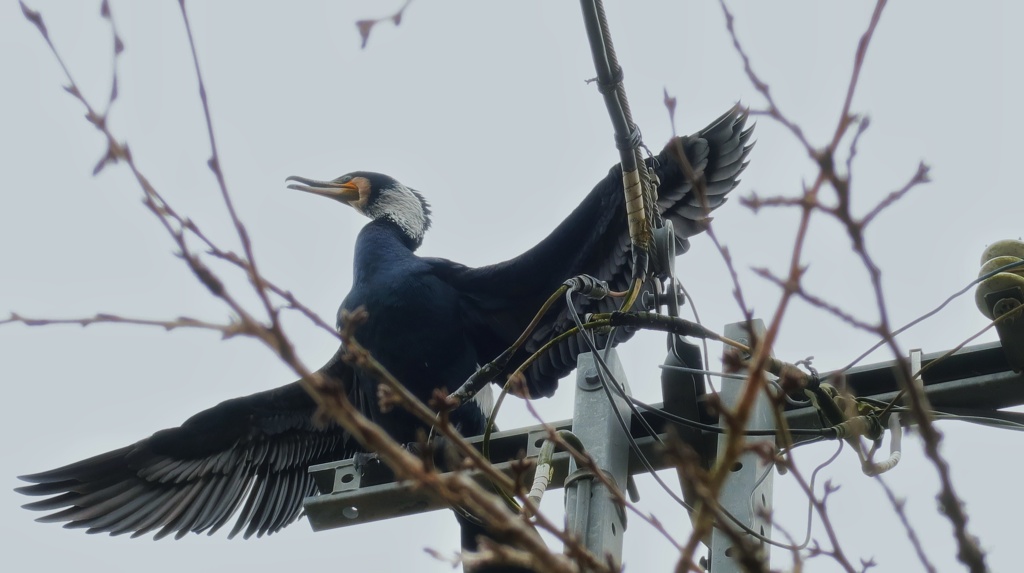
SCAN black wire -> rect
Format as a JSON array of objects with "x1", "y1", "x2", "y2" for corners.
[
  {"x1": 677, "y1": 279, "x2": 716, "y2": 395},
  {"x1": 565, "y1": 289, "x2": 696, "y2": 511},
  {"x1": 842, "y1": 258, "x2": 1024, "y2": 373},
  {"x1": 563, "y1": 288, "x2": 832, "y2": 550},
  {"x1": 628, "y1": 396, "x2": 834, "y2": 438},
  {"x1": 795, "y1": 440, "x2": 845, "y2": 550},
  {"x1": 855, "y1": 398, "x2": 1024, "y2": 431},
  {"x1": 565, "y1": 290, "x2": 669, "y2": 457}
]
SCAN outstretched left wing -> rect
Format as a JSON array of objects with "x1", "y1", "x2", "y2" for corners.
[{"x1": 17, "y1": 351, "x2": 354, "y2": 539}]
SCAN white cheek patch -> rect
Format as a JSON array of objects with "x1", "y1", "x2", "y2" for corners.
[{"x1": 372, "y1": 186, "x2": 428, "y2": 244}]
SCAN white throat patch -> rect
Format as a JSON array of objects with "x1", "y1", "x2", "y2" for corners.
[{"x1": 366, "y1": 184, "x2": 429, "y2": 245}]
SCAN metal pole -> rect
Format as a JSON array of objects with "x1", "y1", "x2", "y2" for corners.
[
  {"x1": 707, "y1": 320, "x2": 775, "y2": 572},
  {"x1": 564, "y1": 349, "x2": 632, "y2": 568}
]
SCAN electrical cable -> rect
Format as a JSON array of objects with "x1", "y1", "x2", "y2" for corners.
[
  {"x1": 470, "y1": 269, "x2": 850, "y2": 548},
  {"x1": 854, "y1": 394, "x2": 1024, "y2": 430},
  {"x1": 860, "y1": 413, "x2": 902, "y2": 476},
  {"x1": 932, "y1": 414, "x2": 1024, "y2": 431},
  {"x1": 625, "y1": 396, "x2": 832, "y2": 437},
  {"x1": 768, "y1": 378, "x2": 813, "y2": 407},
  {"x1": 565, "y1": 288, "x2": 669, "y2": 454},
  {"x1": 863, "y1": 404, "x2": 1024, "y2": 432},
  {"x1": 526, "y1": 430, "x2": 587, "y2": 512},
  {"x1": 564, "y1": 287, "x2": 703, "y2": 520},
  {"x1": 842, "y1": 258, "x2": 1024, "y2": 373},
  {"x1": 676, "y1": 278, "x2": 718, "y2": 396},
  {"x1": 799, "y1": 440, "x2": 845, "y2": 550},
  {"x1": 565, "y1": 286, "x2": 836, "y2": 550},
  {"x1": 873, "y1": 302, "x2": 1022, "y2": 421},
  {"x1": 660, "y1": 363, "x2": 747, "y2": 381},
  {"x1": 746, "y1": 438, "x2": 843, "y2": 551},
  {"x1": 449, "y1": 284, "x2": 570, "y2": 406}
]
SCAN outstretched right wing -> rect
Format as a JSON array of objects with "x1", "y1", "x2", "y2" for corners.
[
  {"x1": 17, "y1": 350, "x2": 354, "y2": 540},
  {"x1": 434, "y1": 106, "x2": 752, "y2": 398}
]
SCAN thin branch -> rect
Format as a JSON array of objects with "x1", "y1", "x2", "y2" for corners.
[
  {"x1": 2, "y1": 312, "x2": 243, "y2": 337},
  {"x1": 860, "y1": 162, "x2": 931, "y2": 227},
  {"x1": 751, "y1": 267, "x2": 881, "y2": 333},
  {"x1": 874, "y1": 475, "x2": 938, "y2": 573},
  {"x1": 355, "y1": 0, "x2": 413, "y2": 49},
  {"x1": 830, "y1": 0, "x2": 888, "y2": 152},
  {"x1": 718, "y1": 0, "x2": 813, "y2": 155},
  {"x1": 177, "y1": 1, "x2": 283, "y2": 349}
]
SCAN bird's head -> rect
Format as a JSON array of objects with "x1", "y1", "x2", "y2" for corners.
[{"x1": 286, "y1": 171, "x2": 431, "y2": 248}]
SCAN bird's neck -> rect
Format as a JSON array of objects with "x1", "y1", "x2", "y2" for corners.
[{"x1": 352, "y1": 220, "x2": 419, "y2": 279}]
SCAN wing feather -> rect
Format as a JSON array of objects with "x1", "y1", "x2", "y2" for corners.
[
  {"x1": 433, "y1": 106, "x2": 753, "y2": 397},
  {"x1": 18, "y1": 352, "x2": 355, "y2": 539}
]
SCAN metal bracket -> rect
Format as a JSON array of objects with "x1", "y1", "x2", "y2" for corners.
[{"x1": 300, "y1": 340, "x2": 1024, "y2": 554}]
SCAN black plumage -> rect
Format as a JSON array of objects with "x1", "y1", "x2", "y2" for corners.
[{"x1": 18, "y1": 107, "x2": 752, "y2": 553}]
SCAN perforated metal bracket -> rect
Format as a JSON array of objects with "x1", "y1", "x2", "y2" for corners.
[
  {"x1": 301, "y1": 341, "x2": 1024, "y2": 535},
  {"x1": 708, "y1": 320, "x2": 775, "y2": 573},
  {"x1": 564, "y1": 350, "x2": 632, "y2": 565},
  {"x1": 309, "y1": 458, "x2": 360, "y2": 493}
]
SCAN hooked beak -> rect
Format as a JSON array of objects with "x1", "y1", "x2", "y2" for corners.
[{"x1": 286, "y1": 176, "x2": 360, "y2": 203}]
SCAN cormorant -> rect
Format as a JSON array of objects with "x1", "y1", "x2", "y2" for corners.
[{"x1": 18, "y1": 107, "x2": 752, "y2": 562}]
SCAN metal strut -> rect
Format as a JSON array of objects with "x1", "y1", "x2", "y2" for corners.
[{"x1": 564, "y1": 350, "x2": 633, "y2": 567}]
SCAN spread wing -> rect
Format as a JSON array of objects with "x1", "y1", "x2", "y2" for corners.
[
  {"x1": 17, "y1": 350, "x2": 354, "y2": 539},
  {"x1": 430, "y1": 105, "x2": 753, "y2": 397}
]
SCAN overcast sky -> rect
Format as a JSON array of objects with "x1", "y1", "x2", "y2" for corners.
[{"x1": 2, "y1": 1, "x2": 1022, "y2": 572}]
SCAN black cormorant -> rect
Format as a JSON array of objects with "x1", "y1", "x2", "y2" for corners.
[{"x1": 18, "y1": 107, "x2": 752, "y2": 560}]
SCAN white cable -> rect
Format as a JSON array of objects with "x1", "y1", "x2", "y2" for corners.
[
  {"x1": 863, "y1": 413, "x2": 902, "y2": 476},
  {"x1": 527, "y1": 462, "x2": 552, "y2": 507}
]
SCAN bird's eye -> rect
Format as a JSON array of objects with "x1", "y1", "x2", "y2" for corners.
[{"x1": 334, "y1": 175, "x2": 353, "y2": 184}]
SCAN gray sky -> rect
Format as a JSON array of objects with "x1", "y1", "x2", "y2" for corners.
[{"x1": 2, "y1": 1, "x2": 1021, "y2": 572}]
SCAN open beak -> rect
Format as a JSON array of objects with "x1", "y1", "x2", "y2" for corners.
[{"x1": 286, "y1": 176, "x2": 360, "y2": 203}]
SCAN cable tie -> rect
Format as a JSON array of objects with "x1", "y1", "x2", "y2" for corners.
[
  {"x1": 595, "y1": 68, "x2": 624, "y2": 94},
  {"x1": 615, "y1": 125, "x2": 643, "y2": 151},
  {"x1": 563, "y1": 275, "x2": 610, "y2": 299},
  {"x1": 563, "y1": 467, "x2": 626, "y2": 526},
  {"x1": 795, "y1": 357, "x2": 820, "y2": 389}
]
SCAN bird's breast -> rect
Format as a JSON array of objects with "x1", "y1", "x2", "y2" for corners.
[{"x1": 340, "y1": 269, "x2": 476, "y2": 392}]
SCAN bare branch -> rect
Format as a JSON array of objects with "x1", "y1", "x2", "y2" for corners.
[
  {"x1": 2, "y1": 312, "x2": 243, "y2": 338},
  {"x1": 751, "y1": 268, "x2": 881, "y2": 333},
  {"x1": 860, "y1": 162, "x2": 931, "y2": 227},
  {"x1": 718, "y1": 0, "x2": 813, "y2": 155},
  {"x1": 356, "y1": 0, "x2": 414, "y2": 49},
  {"x1": 874, "y1": 475, "x2": 938, "y2": 573},
  {"x1": 177, "y1": 1, "x2": 283, "y2": 348}
]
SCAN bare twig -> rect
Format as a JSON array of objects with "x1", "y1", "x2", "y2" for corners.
[
  {"x1": 718, "y1": 0, "x2": 813, "y2": 154},
  {"x1": 177, "y1": 1, "x2": 286, "y2": 353},
  {"x1": 874, "y1": 475, "x2": 938, "y2": 573},
  {"x1": 356, "y1": 0, "x2": 414, "y2": 49},
  {"x1": 17, "y1": 5, "x2": 603, "y2": 570},
  {"x1": 706, "y1": 1, "x2": 989, "y2": 571},
  {"x1": 2, "y1": 312, "x2": 243, "y2": 337}
]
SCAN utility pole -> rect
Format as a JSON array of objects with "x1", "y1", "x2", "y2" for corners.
[
  {"x1": 706, "y1": 321, "x2": 775, "y2": 572},
  {"x1": 303, "y1": 335, "x2": 1023, "y2": 569},
  {"x1": 563, "y1": 350, "x2": 633, "y2": 566}
]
